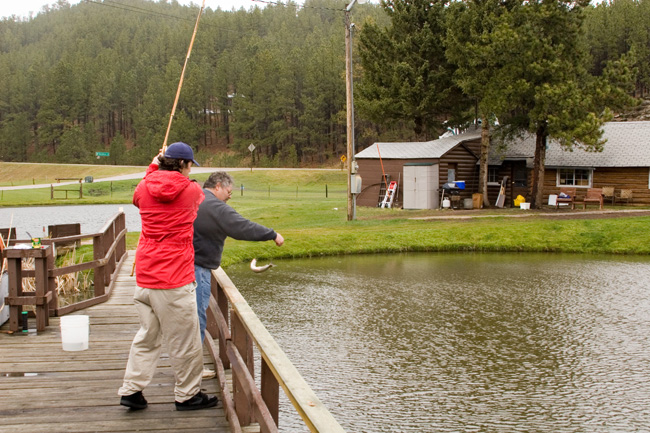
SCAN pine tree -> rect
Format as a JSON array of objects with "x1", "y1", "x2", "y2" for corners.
[{"x1": 357, "y1": 0, "x2": 470, "y2": 140}]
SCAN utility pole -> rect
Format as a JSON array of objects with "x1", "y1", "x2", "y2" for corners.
[{"x1": 345, "y1": 0, "x2": 364, "y2": 221}]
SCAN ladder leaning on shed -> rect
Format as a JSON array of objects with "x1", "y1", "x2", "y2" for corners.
[{"x1": 206, "y1": 268, "x2": 346, "y2": 433}]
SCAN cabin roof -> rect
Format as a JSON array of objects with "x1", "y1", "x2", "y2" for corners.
[
  {"x1": 357, "y1": 121, "x2": 650, "y2": 168},
  {"x1": 489, "y1": 121, "x2": 650, "y2": 167},
  {"x1": 355, "y1": 129, "x2": 481, "y2": 160}
]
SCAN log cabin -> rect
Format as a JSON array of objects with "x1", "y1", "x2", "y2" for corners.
[
  {"x1": 487, "y1": 121, "x2": 650, "y2": 206},
  {"x1": 354, "y1": 121, "x2": 650, "y2": 208}
]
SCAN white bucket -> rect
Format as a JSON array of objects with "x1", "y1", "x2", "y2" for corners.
[
  {"x1": 520, "y1": 202, "x2": 531, "y2": 210},
  {"x1": 60, "y1": 315, "x2": 89, "y2": 351}
]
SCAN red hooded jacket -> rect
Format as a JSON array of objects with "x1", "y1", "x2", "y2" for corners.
[{"x1": 133, "y1": 164, "x2": 204, "y2": 289}]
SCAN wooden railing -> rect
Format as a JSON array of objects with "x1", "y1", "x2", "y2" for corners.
[
  {"x1": 206, "y1": 268, "x2": 346, "y2": 433},
  {"x1": 2, "y1": 212, "x2": 128, "y2": 331}
]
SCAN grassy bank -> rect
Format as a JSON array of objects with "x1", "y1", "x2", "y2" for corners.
[
  {"x1": 217, "y1": 205, "x2": 650, "y2": 267},
  {"x1": 3, "y1": 164, "x2": 649, "y2": 263}
]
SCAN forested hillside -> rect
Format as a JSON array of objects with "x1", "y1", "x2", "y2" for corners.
[
  {"x1": 0, "y1": 0, "x2": 389, "y2": 166},
  {"x1": 0, "y1": 0, "x2": 647, "y2": 167}
]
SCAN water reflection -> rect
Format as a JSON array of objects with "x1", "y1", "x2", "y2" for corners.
[{"x1": 228, "y1": 253, "x2": 650, "y2": 433}]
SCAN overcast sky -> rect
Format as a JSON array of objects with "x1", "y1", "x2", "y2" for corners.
[{"x1": 0, "y1": 0, "x2": 280, "y2": 20}]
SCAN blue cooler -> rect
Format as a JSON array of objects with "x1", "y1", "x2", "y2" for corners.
[{"x1": 455, "y1": 181, "x2": 465, "y2": 190}]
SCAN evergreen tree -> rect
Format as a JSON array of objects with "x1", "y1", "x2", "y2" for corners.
[
  {"x1": 357, "y1": 0, "x2": 470, "y2": 140},
  {"x1": 494, "y1": 0, "x2": 614, "y2": 208},
  {"x1": 109, "y1": 132, "x2": 127, "y2": 165},
  {"x1": 446, "y1": 0, "x2": 518, "y2": 206}
]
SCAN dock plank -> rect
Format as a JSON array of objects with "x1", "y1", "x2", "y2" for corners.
[{"x1": 0, "y1": 251, "x2": 231, "y2": 433}]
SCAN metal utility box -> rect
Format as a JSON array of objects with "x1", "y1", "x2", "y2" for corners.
[
  {"x1": 403, "y1": 163, "x2": 439, "y2": 209},
  {"x1": 351, "y1": 174, "x2": 362, "y2": 194}
]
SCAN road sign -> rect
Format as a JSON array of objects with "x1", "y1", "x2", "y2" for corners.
[
  {"x1": 95, "y1": 152, "x2": 110, "y2": 157},
  {"x1": 248, "y1": 144, "x2": 255, "y2": 152},
  {"x1": 340, "y1": 155, "x2": 346, "y2": 162}
]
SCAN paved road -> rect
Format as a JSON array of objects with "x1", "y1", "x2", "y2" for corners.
[{"x1": 0, "y1": 167, "x2": 336, "y2": 191}]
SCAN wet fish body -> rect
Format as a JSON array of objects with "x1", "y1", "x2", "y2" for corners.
[{"x1": 250, "y1": 258, "x2": 274, "y2": 273}]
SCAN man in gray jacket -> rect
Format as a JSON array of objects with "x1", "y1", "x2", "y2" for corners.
[{"x1": 193, "y1": 171, "x2": 284, "y2": 346}]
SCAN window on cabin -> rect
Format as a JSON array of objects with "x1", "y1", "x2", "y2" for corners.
[
  {"x1": 513, "y1": 165, "x2": 527, "y2": 187},
  {"x1": 447, "y1": 163, "x2": 457, "y2": 182},
  {"x1": 488, "y1": 168, "x2": 498, "y2": 184},
  {"x1": 557, "y1": 168, "x2": 591, "y2": 187}
]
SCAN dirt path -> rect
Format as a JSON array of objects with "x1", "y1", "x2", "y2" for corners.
[{"x1": 409, "y1": 208, "x2": 650, "y2": 220}]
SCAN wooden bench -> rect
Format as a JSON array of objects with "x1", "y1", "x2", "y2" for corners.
[
  {"x1": 583, "y1": 188, "x2": 603, "y2": 210},
  {"x1": 555, "y1": 187, "x2": 576, "y2": 210},
  {"x1": 51, "y1": 179, "x2": 83, "y2": 199}
]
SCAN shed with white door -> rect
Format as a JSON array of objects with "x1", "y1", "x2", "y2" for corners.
[
  {"x1": 403, "y1": 163, "x2": 439, "y2": 209},
  {"x1": 354, "y1": 128, "x2": 481, "y2": 208}
]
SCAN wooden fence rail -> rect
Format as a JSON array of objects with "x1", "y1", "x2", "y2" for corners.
[
  {"x1": 206, "y1": 267, "x2": 346, "y2": 433},
  {"x1": 2, "y1": 212, "x2": 127, "y2": 331}
]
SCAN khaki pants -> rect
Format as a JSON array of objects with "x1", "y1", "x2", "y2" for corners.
[{"x1": 118, "y1": 282, "x2": 203, "y2": 402}]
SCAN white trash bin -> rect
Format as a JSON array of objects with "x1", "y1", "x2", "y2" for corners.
[{"x1": 60, "y1": 315, "x2": 89, "y2": 351}]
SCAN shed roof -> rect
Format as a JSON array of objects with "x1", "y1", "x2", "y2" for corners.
[
  {"x1": 355, "y1": 129, "x2": 481, "y2": 160},
  {"x1": 489, "y1": 121, "x2": 650, "y2": 167}
]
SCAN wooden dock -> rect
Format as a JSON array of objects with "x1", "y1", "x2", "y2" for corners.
[{"x1": 0, "y1": 251, "x2": 232, "y2": 433}]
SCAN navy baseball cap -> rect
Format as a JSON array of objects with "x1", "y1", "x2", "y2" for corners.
[{"x1": 164, "y1": 142, "x2": 200, "y2": 166}]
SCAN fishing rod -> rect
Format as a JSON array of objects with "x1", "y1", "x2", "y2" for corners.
[
  {"x1": 131, "y1": 0, "x2": 206, "y2": 277},
  {"x1": 161, "y1": 0, "x2": 206, "y2": 154}
]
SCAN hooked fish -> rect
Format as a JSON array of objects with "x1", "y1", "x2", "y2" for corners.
[{"x1": 250, "y1": 258, "x2": 274, "y2": 273}]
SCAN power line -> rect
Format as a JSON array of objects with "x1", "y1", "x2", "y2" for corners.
[
  {"x1": 85, "y1": 0, "x2": 198, "y2": 23},
  {"x1": 87, "y1": 0, "x2": 345, "y2": 18},
  {"x1": 83, "y1": 0, "x2": 347, "y2": 36},
  {"x1": 252, "y1": 0, "x2": 345, "y2": 12}
]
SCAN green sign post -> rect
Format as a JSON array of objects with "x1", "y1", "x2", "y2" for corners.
[{"x1": 95, "y1": 152, "x2": 110, "y2": 157}]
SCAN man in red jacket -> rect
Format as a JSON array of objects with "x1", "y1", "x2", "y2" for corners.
[{"x1": 118, "y1": 142, "x2": 218, "y2": 411}]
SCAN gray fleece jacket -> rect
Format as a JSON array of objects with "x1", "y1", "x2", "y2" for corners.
[{"x1": 193, "y1": 189, "x2": 276, "y2": 269}]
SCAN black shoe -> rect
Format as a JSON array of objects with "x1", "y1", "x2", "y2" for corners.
[
  {"x1": 120, "y1": 391, "x2": 148, "y2": 410},
  {"x1": 175, "y1": 391, "x2": 219, "y2": 411}
]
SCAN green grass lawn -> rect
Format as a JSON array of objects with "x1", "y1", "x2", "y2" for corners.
[
  {"x1": 3, "y1": 164, "x2": 650, "y2": 265},
  {"x1": 217, "y1": 200, "x2": 650, "y2": 267},
  {"x1": 0, "y1": 162, "x2": 145, "y2": 187}
]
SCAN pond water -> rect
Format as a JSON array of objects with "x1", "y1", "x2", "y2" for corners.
[
  {"x1": 0, "y1": 205, "x2": 141, "y2": 238},
  {"x1": 226, "y1": 253, "x2": 650, "y2": 433}
]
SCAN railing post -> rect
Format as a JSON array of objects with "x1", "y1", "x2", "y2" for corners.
[
  {"x1": 5, "y1": 246, "x2": 54, "y2": 332},
  {"x1": 261, "y1": 358, "x2": 280, "y2": 426},
  {"x1": 206, "y1": 274, "x2": 219, "y2": 341},
  {"x1": 103, "y1": 223, "x2": 115, "y2": 286},
  {"x1": 232, "y1": 311, "x2": 254, "y2": 426},
  {"x1": 116, "y1": 213, "x2": 126, "y2": 261},
  {"x1": 216, "y1": 279, "x2": 230, "y2": 370},
  {"x1": 93, "y1": 234, "x2": 106, "y2": 297},
  {"x1": 33, "y1": 247, "x2": 52, "y2": 330},
  {"x1": 47, "y1": 246, "x2": 58, "y2": 313},
  {"x1": 6, "y1": 252, "x2": 23, "y2": 332}
]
